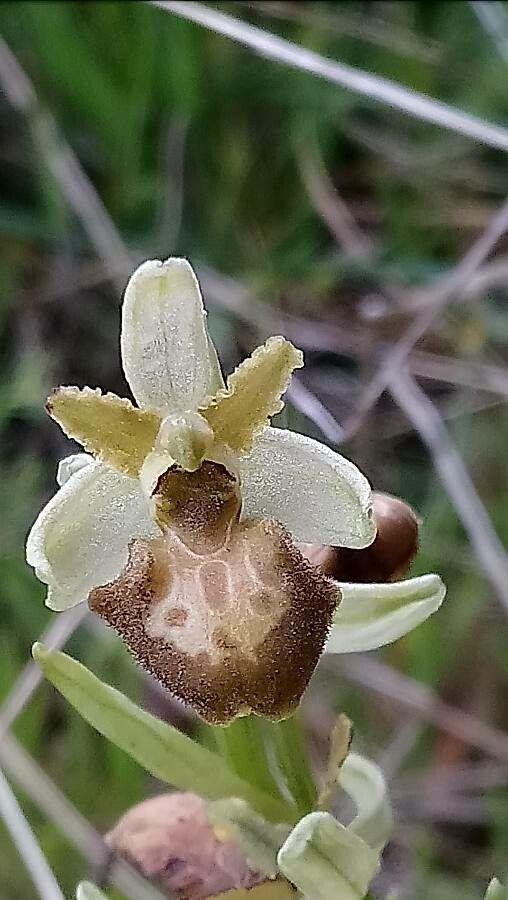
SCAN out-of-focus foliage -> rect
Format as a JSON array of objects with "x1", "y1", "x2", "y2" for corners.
[{"x1": 1, "y1": 1, "x2": 508, "y2": 897}]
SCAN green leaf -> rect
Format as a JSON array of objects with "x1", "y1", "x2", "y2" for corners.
[
  {"x1": 485, "y1": 878, "x2": 507, "y2": 899},
  {"x1": 33, "y1": 644, "x2": 296, "y2": 825},
  {"x1": 338, "y1": 753, "x2": 393, "y2": 852},
  {"x1": 76, "y1": 883, "x2": 108, "y2": 900},
  {"x1": 325, "y1": 574, "x2": 446, "y2": 654},
  {"x1": 277, "y1": 811, "x2": 380, "y2": 900}
]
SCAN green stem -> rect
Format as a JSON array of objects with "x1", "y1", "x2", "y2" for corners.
[
  {"x1": 265, "y1": 713, "x2": 317, "y2": 816},
  {"x1": 208, "y1": 716, "x2": 288, "y2": 804}
]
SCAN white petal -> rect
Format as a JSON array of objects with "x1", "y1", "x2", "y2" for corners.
[
  {"x1": 121, "y1": 258, "x2": 219, "y2": 413},
  {"x1": 339, "y1": 753, "x2": 393, "y2": 852},
  {"x1": 277, "y1": 811, "x2": 379, "y2": 900},
  {"x1": 238, "y1": 427, "x2": 375, "y2": 548},
  {"x1": 325, "y1": 574, "x2": 446, "y2": 654},
  {"x1": 56, "y1": 453, "x2": 94, "y2": 486},
  {"x1": 27, "y1": 462, "x2": 159, "y2": 610}
]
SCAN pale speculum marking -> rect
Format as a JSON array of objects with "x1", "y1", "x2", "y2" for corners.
[{"x1": 144, "y1": 523, "x2": 290, "y2": 664}]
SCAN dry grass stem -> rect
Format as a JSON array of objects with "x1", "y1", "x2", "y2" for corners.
[
  {"x1": 337, "y1": 655, "x2": 508, "y2": 762},
  {"x1": 390, "y1": 370, "x2": 508, "y2": 611},
  {"x1": 0, "y1": 36, "x2": 132, "y2": 285},
  {"x1": 0, "y1": 766, "x2": 65, "y2": 900},
  {"x1": 0, "y1": 735, "x2": 166, "y2": 900},
  {"x1": 342, "y1": 193, "x2": 508, "y2": 438},
  {"x1": 153, "y1": 1, "x2": 508, "y2": 151},
  {"x1": 0, "y1": 606, "x2": 88, "y2": 740}
]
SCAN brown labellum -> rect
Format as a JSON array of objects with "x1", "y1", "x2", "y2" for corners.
[
  {"x1": 300, "y1": 492, "x2": 419, "y2": 583},
  {"x1": 89, "y1": 461, "x2": 338, "y2": 724}
]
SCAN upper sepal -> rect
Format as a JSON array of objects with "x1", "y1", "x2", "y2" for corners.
[
  {"x1": 121, "y1": 258, "x2": 221, "y2": 414},
  {"x1": 339, "y1": 753, "x2": 393, "y2": 852}
]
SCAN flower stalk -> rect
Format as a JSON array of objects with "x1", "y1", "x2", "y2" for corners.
[
  {"x1": 210, "y1": 716, "x2": 286, "y2": 803},
  {"x1": 263, "y1": 714, "x2": 317, "y2": 817}
]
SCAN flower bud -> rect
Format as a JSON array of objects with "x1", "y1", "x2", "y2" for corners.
[
  {"x1": 106, "y1": 792, "x2": 262, "y2": 899},
  {"x1": 301, "y1": 492, "x2": 419, "y2": 583}
]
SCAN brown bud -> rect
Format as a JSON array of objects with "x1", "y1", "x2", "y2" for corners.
[
  {"x1": 106, "y1": 792, "x2": 262, "y2": 899},
  {"x1": 297, "y1": 544, "x2": 339, "y2": 578},
  {"x1": 300, "y1": 492, "x2": 419, "y2": 583}
]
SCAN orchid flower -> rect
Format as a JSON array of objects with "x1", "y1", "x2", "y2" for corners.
[{"x1": 27, "y1": 258, "x2": 444, "y2": 724}]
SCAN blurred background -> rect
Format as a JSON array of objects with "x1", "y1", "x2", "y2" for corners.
[{"x1": 1, "y1": 1, "x2": 508, "y2": 897}]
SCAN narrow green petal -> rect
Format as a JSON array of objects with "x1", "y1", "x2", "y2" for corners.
[
  {"x1": 277, "y1": 811, "x2": 379, "y2": 900},
  {"x1": 339, "y1": 753, "x2": 393, "y2": 852},
  {"x1": 48, "y1": 386, "x2": 160, "y2": 476},
  {"x1": 201, "y1": 337, "x2": 303, "y2": 453},
  {"x1": 325, "y1": 574, "x2": 446, "y2": 654},
  {"x1": 33, "y1": 644, "x2": 295, "y2": 826},
  {"x1": 76, "y1": 883, "x2": 108, "y2": 900}
]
